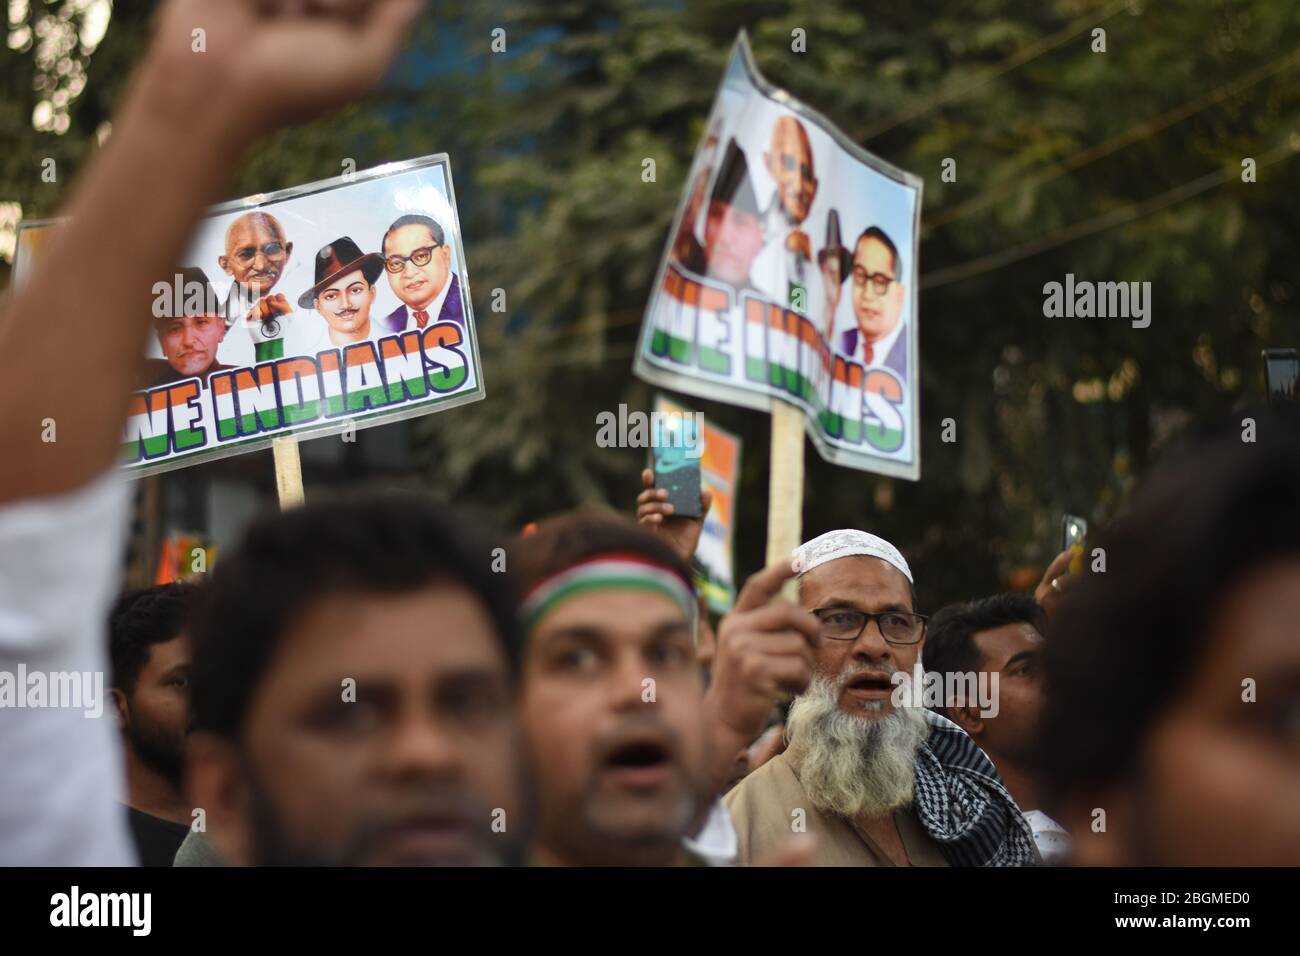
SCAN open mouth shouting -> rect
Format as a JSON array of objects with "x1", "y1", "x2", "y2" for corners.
[
  {"x1": 842, "y1": 669, "x2": 895, "y2": 705},
  {"x1": 597, "y1": 729, "x2": 679, "y2": 791}
]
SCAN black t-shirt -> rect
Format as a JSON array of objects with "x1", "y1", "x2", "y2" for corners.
[{"x1": 126, "y1": 806, "x2": 190, "y2": 867}]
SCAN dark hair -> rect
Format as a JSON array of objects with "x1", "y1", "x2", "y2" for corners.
[
  {"x1": 1040, "y1": 404, "x2": 1300, "y2": 813},
  {"x1": 924, "y1": 593, "x2": 1044, "y2": 716},
  {"x1": 512, "y1": 510, "x2": 695, "y2": 609},
  {"x1": 854, "y1": 226, "x2": 902, "y2": 278},
  {"x1": 109, "y1": 582, "x2": 201, "y2": 696},
  {"x1": 189, "y1": 489, "x2": 517, "y2": 739},
  {"x1": 381, "y1": 214, "x2": 445, "y2": 254}
]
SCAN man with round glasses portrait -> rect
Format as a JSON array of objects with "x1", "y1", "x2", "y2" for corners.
[
  {"x1": 218, "y1": 211, "x2": 299, "y2": 366},
  {"x1": 379, "y1": 214, "x2": 464, "y2": 335},
  {"x1": 840, "y1": 226, "x2": 908, "y2": 385}
]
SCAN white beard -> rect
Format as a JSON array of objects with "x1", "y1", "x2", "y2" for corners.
[{"x1": 784, "y1": 669, "x2": 929, "y2": 820}]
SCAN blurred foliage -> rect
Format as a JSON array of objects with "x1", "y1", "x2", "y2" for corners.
[{"x1": 4, "y1": 0, "x2": 1300, "y2": 607}]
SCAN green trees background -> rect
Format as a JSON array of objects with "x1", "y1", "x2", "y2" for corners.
[{"x1": 4, "y1": 0, "x2": 1299, "y2": 607}]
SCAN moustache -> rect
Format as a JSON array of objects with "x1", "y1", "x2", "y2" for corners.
[
  {"x1": 831, "y1": 661, "x2": 901, "y2": 691},
  {"x1": 340, "y1": 783, "x2": 493, "y2": 861}
]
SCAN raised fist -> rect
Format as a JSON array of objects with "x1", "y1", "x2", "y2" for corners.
[
  {"x1": 247, "y1": 293, "x2": 293, "y2": 342},
  {"x1": 258, "y1": 293, "x2": 293, "y2": 321}
]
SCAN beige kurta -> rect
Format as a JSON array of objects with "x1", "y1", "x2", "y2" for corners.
[{"x1": 724, "y1": 753, "x2": 949, "y2": 867}]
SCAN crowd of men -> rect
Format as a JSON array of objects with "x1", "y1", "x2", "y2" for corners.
[{"x1": 1, "y1": 0, "x2": 1297, "y2": 868}]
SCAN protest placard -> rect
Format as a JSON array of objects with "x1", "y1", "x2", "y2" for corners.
[
  {"x1": 14, "y1": 154, "x2": 483, "y2": 482},
  {"x1": 635, "y1": 33, "x2": 922, "y2": 482}
]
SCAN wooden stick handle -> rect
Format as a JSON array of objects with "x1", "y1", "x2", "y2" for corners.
[
  {"x1": 766, "y1": 399, "x2": 805, "y2": 599},
  {"x1": 272, "y1": 434, "x2": 305, "y2": 510}
]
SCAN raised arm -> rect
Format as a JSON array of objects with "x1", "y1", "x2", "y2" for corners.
[{"x1": 0, "y1": 0, "x2": 422, "y2": 503}]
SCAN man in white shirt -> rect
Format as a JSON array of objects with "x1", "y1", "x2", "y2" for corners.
[{"x1": 0, "y1": 0, "x2": 422, "y2": 865}]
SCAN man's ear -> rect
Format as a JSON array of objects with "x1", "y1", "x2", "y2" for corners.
[
  {"x1": 282, "y1": 241, "x2": 293, "y2": 262},
  {"x1": 109, "y1": 687, "x2": 128, "y2": 731},
  {"x1": 217, "y1": 255, "x2": 231, "y2": 275},
  {"x1": 948, "y1": 703, "x2": 984, "y2": 738},
  {"x1": 185, "y1": 732, "x2": 253, "y2": 867}
]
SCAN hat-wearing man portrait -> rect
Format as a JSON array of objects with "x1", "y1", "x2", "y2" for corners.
[
  {"x1": 145, "y1": 266, "x2": 232, "y2": 389},
  {"x1": 379, "y1": 214, "x2": 463, "y2": 334},
  {"x1": 298, "y1": 236, "x2": 386, "y2": 355},
  {"x1": 217, "y1": 211, "x2": 297, "y2": 365},
  {"x1": 816, "y1": 208, "x2": 850, "y2": 345}
]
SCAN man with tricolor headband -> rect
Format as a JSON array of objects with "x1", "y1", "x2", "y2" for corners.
[
  {"x1": 725, "y1": 529, "x2": 1038, "y2": 866},
  {"x1": 513, "y1": 513, "x2": 715, "y2": 866}
]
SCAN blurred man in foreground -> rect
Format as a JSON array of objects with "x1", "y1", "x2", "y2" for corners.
[
  {"x1": 109, "y1": 583, "x2": 199, "y2": 866},
  {"x1": 1042, "y1": 406, "x2": 1300, "y2": 866},
  {"x1": 513, "y1": 513, "x2": 713, "y2": 865},
  {"x1": 513, "y1": 512, "x2": 817, "y2": 867},
  {"x1": 0, "y1": 0, "x2": 423, "y2": 865},
  {"x1": 184, "y1": 492, "x2": 526, "y2": 866}
]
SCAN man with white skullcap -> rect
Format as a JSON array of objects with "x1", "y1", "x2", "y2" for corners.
[{"x1": 724, "y1": 529, "x2": 1038, "y2": 867}]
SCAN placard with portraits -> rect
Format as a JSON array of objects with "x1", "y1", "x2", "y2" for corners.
[
  {"x1": 15, "y1": 154, "x2": 483, "y2": 477},
  {"x1": 635, "y1": 34, "x2": 922, "y2": 479}
]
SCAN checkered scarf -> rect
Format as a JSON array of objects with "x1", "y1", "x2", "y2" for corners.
[{"x1": 912, "y1": 710, "x2": 1040, "y2": 867}]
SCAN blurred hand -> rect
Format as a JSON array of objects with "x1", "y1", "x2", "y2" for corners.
[
  {"x1": 148, "y1": 0, "x2": 424, "y2": 143},
  {"x1": 705, "y1": 560, "x2": 816, "y2": 766},
  {"x1": 636, "y1": 467, "x2": 712, "y2": 564},
  {"x1": 746, "y1": 721, "x2": 786, "y2": 773},
  {"x1": 1034, "y1": 547, "x2": 1079, "y2": 618}
]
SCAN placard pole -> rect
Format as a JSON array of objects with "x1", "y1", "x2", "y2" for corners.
[
  {"x1": 765, "y1": 399, "x2": 804, "y2": 597},
  {"x1": 272, "y1": 434, "x2": 305, "y2": 510}
]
